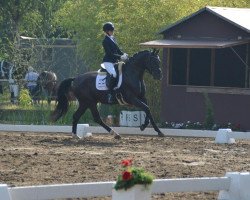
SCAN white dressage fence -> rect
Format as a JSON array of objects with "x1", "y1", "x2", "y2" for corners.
[
  {"x1": 0, "y1": 124, "x2": 250, "y2": 143},
  {"x1": 0, "y1": 172, "x2": 249, "y2": 200}
]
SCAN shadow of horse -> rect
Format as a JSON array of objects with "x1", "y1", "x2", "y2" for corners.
[
  {"x1": 39, "y1": 137, "x2": 117, "y2": 147},
  {"x1": 32, "y1": 71, "x2": 58, "y2": 104}
]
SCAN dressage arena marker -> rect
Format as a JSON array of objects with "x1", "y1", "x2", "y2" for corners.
[
  {"x1": 0, "y1": 172, "x2": 249, "y2": 200},
  {"x1": 0, "y1": 124, "x2": 250, "y2": 143},
  {"x1": 215, "y1": 128, "x2": 236, "y2": 144}
]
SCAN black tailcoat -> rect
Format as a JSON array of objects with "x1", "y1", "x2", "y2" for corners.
[{"x1": 102, "y1": 35, "x2": 123, "y2": 63}]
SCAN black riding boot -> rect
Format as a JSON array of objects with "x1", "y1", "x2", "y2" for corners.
[{"x1": 106, "y1": 75, "x2": 116, "y2": 103}]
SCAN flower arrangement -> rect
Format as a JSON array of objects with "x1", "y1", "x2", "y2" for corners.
[{"x1": 114, "y1": 159, "x2": 154, "y2": 190}]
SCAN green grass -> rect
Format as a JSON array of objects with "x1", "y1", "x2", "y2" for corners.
[
  {"x1": 0, "y1": 98, "x2": 95, "y2": 125},
  {"x1": 0, "y1": 87, "x2": 93, "y2": 125},
  {"x1": 0, "y1": 87, "x2": 132, "y2": 126}
]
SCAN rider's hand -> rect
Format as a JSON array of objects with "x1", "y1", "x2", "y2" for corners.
[{"x1": 121, "y1": 53, "x2": 128, "y2": 61}]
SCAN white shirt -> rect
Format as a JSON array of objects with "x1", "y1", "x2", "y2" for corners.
[
  {"x1": 107, "y1": 35, "x2": 116, "y2": 44},
  {"x1": 25, "y1": 71, "x2": 39, "y2": 87}
]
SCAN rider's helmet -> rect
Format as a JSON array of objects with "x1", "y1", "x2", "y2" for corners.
[{"x1": 103, "y1": 22, "x2": 115, "y2": 32}]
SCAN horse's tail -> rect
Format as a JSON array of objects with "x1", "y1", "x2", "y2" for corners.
[{"x1": 51, "y1": 78, "x2": 75, "y2": 122}]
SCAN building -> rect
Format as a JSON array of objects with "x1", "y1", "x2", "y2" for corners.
[{"x1": 141, "y1": 6, "x2": 250, "y2": 130}]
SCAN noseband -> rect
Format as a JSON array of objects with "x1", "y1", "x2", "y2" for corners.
[{"x1": 145, "y1": 53, "x2": 160, "y2": 75}]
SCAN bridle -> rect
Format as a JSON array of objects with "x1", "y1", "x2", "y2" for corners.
[{"x1": 145, "y1": 52, "x2": 160, "y2": 76}]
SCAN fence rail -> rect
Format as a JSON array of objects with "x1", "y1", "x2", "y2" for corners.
[
  {"x1": 1, "y1": 172, "x2": 249, "y2": 200},
  {"x1": 3, "y1": 176, "x2": 231, "y2": 200}
]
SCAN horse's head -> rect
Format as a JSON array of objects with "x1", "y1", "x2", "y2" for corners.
[
  {"x1": 144, "y1": 49, "x2": 162, "y2": 80},
  {"x1": 38, "y1": 71, "x2": 58, "y2": 90},
  {"x1": 127, "y1": 50, "x2": 162, "y2": 80},
  {"x1": 0, "y1": 60, "x2": 14, "y2": 79}
]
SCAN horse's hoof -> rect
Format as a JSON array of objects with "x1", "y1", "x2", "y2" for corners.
[
  {"x1": 72, "y1": 133, "x2": 78, "y2": 139},
  {"x1": 114, "y1": 134, "x2": 121, "y2": 140},
  {"x1": 110, "y1": 130, "x2": 116, "y2": 135},
  {"x1": 110, "y1": 130, "x2": 121, "y2": 140},
  {"x1": 158, "y1": 132, "x2": 165, "y2": 137},
  {"x1": 140, "y1": 125, "x2": 145, "y2": 131}
]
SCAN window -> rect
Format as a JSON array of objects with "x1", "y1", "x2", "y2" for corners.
[
  {"x1": 171, "y1": 48, "x2": 187, "y2": 85},
  {"x1": 215, "y1": 45, "x2": 246, "y2": 88},
  {"x1": 189, "y1": 49, "x2": 211, "y2": 86}
]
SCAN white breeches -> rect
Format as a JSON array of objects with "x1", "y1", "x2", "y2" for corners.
[{"x1": 101, "y1": 62, "x2": 117, "y2": 78}]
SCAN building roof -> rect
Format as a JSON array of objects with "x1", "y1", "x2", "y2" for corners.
[
  {"x1": 159, "y1": 6, "x2": 250, "y2": 34},
  {"x1": 140, "y1": 39, "x2": 249, "y2": 49},
  {"x1": 19, "y1": 36, "x2": 75, "y2": 47}
]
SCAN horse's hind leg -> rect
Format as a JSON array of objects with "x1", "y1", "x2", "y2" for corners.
[
  {"x1": 89, "y1": 104, "x2": 121, "y2": 139},
  {"x1": 72, "y1": 103, "x2": 88, "y2": 135},
  {"x1": 140, "y1": 116, "x2": 149, "y2": 131}
]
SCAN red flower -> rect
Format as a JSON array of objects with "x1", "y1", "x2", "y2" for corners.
[
  {"x1": 121, "y1": 159, "x2": 132, "y2": 167},
  {"x1": 122, "y1": 171, "x2": 133, "y2": 181}
]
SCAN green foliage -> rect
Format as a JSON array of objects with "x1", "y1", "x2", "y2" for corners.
[
  {"x1": 0, "y1": 0, "x2": 68, "y2": 75},
  {"x1": 19, "y1": 89, "x2": 32, "y2": 107},
  {"x1": 0, "y1": 101, "x2": 95, "y2": 125},
  {"x1": 55, "y1": 0, "x2": 249, "y2": 68},
  {"x1": 115, "y1": 167, "x2": 154, "y2": 190},
  {"x1": 203, "y1": 93, "x2": 215, "y2": 129},
  {"x1": 114, "y1": 159, "x2": 154, "y2": 191}
]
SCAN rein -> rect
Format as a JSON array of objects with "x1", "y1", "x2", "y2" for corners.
[{"x1": 124, "y1": 50, "x2": 151, "y2": 75}]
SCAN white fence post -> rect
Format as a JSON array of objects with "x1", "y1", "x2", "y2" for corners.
[
  {"x1": 76, "y1": 124, "x2": 90, "y2": 138},
  {"x1": 218, "y1": 172, "x2": 250, "y2": 200},
  {"x1": 0, "y1": 184, "x2": 12, "y2": 200},
  {"x1": 215, "y1": 129, "x2": 235, "y2": 144}
]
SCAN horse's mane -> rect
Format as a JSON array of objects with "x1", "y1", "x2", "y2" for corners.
[{"x1": 126, "y1": 50, "x2": 151, "y2": 66}]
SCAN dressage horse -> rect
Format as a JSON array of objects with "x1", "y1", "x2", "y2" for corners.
[
  {"x1": 51, "y1": 50, "x2": 164, "y2": 139},
  {"x1": 32, "y1": 71, "x2": 58, "y2": 104}
]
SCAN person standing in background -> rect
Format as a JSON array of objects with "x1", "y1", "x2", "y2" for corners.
[{"x1": 24, "y1": 66, "x2": 39, "y2": 94}]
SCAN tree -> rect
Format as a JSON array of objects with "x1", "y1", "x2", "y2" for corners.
[{"x1": 0, "y1": 0, "x2": 68, "y2": 78}]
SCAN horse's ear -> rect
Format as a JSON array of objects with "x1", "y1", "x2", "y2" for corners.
[{"x1": 152, "y1": 48, "x2": 160, "y2": 55}]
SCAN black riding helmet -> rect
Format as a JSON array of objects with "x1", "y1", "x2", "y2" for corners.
[{"x1": 103, "y1": 22, "x2": 115, "y2": 32}]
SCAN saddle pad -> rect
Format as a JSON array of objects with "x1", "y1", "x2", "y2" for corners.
[{"x1": 96, "y1": 73, "x2": 122, "y2": 91}]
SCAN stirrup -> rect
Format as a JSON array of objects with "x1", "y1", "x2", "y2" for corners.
[{"x1": 108, "y1": 93, "x2": 114, "y2": 103}]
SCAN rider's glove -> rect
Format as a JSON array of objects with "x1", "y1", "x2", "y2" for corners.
[{"x1": 120, "y1": 53, "x2": 128, "y2": 61}]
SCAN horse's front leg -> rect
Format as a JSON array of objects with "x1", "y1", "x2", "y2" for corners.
[
  {"x1": 139, "y1": 97, "x2": 150, "y2": 131},
  {"x1": 131, "y1": 97, "x2": 164, "y2": 137},
  {"x1": 89, "y1": 104, "x2": 121, "y2": 139}
]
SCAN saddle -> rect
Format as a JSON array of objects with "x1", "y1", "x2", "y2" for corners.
[{"x1": 96, "y1": 62, "x2": 124, "y2": 90}]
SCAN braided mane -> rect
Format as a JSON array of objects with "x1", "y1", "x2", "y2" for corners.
[{"x1": 126, "y1": 50, "x2": 151, "y2": 66}]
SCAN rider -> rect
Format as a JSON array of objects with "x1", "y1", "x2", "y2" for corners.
[{"x1": 101, "y1": 22, "x2": 128, "y2": 103}]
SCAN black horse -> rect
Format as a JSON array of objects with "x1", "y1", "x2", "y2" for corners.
[
  {"x1": 32, "y1": 71, "x2": 58, "y2": 104},
  {"x1": 51, "y1": 49, "x2": 164, "y2": 139}
]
